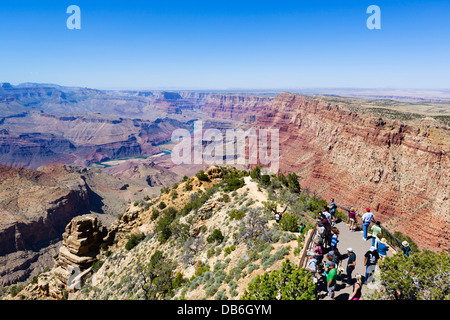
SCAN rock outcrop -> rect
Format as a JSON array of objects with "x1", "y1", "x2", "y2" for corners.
[
  {"x1": 51, "y1": 215, "x2": 105, "y2": 291},
  {"x1": 0, "y1": 163, "x2": 151, "y2": 285},
  {"x1": 13, "y1": 215, "x2": 111, "y2": 300},
  {"x1": 0, "y1": 164, "x2": 91, "y2": 285}
]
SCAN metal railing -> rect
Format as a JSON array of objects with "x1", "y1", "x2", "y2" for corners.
[
  {"x1": 337, "y1": 205, "x2": 414, "y2": 254},
  {"x1": 297, "y1": 222, "x2": 318, "y2": 269}
]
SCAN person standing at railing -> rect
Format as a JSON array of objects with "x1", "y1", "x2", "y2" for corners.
[
  {"x1": 314, "y1": 240, "x2": 324, "y2": 266},
  {"x1": 401, "y1": 241, "x2": 411, "y2": 257},
  {"x1": 371, "y1": 221, "x2": 382, "y2": 246},
  {"x1": 329, "y1": 199, "x2": 337, "y2": 226},
  {"x1": 361, "y1": 208, "x2": 375, "y2": 241},
  {"x1": 319, "y1": 213, "x2": 332, "y2": 248},
  {"x1": 377, "y1": 237, "x2": 389, "y2": 259},
  {"x1": 348, "y1": 207, "x2": 357, "y2": 232}
]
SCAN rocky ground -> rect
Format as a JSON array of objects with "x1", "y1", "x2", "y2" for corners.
[{"x1": 5, "y1": 166, "x2": 316, "y2": 300}]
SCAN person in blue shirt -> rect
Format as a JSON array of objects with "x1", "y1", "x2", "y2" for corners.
[
  {"x1": 377, "y1": 237, "x2": 389, "y2": 259},
  {"x1": 329, "y1": 199, "x2": 337, "y2": 225},
  {"x1": 330, "y1": 228, "x2": 339, "y2": 251},
  {"x1": 401, "y1": 241, "x2": 411, "y2": 257}
]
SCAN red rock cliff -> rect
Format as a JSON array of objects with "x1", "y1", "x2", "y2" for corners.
[{"x1": 203, "y1": 92, "x2": 449, "y2": 251}]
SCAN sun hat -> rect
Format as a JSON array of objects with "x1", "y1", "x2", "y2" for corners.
[{"x1": 402, "y1": 241, "x2": 409, "y2": 247}]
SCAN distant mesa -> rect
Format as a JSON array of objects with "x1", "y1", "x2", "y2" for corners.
[
  {"x1": 0, "y1": 82, "x2": 13, "y2": 89},
  {"x1": 162, "y1": 91, "x2": 182, "y2": 100}
]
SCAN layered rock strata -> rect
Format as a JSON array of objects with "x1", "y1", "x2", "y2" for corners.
[{"x1": 203, "y1": 92, "x2": 449, "y2": 251}]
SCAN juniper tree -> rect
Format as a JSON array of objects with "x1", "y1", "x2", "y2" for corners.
[{"x1": 240, "y1": 258, "x2": 316, "y2": 300}]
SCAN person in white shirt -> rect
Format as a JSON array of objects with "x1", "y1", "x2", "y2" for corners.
[
  {"x1": 361, "y1": 208, "x2": 375, "y2": 240},
  {"x1": 323, "y1": 207, "x2": 332, "y2": 224},
  {"x1": 306, "y1": 252, "x2": 317, "y2": 273}
]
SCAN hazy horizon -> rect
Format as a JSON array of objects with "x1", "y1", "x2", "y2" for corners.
[{"x1": 4, "y1": 81, "x2": 450, "y2": 93}]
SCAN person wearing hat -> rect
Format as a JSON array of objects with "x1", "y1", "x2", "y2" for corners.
[
  {"x1": 346, "y1": 248, "x2": 357, "y2": 286},
  {"x1": 401, "y1": 241, "x2": 411, "y2": 257},
  {"x1": 306, "y1": 252, "x2": 318, "y2": 273},
  {"x1": 361, "y1": 208, "x2": 375, "y2": 241},
  {"x1": 364, "y1": 246, "x2": 379, "y2": 284},
  {"x1": 377, "y1": 237, "x2": 389, "y2": 259},
  {"x1": 326, "y1": 261, "x2": 337, "y2": 300}
]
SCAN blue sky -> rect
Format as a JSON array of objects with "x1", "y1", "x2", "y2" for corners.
[{"x1": 0, "y1": 0, "x2": 449, "y2": 89}]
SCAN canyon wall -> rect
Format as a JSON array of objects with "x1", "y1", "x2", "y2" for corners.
[
  {"x1": 201, "y1": 93, "x2": 449, "y2": 251},
  {"x1": 0, "y1": 163, "x2": 168, "y2": 285},
  {"x1": 0, "y1": 164, "x2": 91, "y2": 284},
  {"x1": 0, "y1": 85, "x2": 448, "y2": 253}
]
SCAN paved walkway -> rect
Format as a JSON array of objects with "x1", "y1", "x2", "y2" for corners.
[{"x1": 315, "y1": 219, "x2": 393, "y2": 300}]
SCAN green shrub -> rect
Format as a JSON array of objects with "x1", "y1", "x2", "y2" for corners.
[
  {"x1": 181, "y1": 190, "x2": 211, "y2": 216},
  {"x1": 287, "y1": 173, "x2": 301, "y2": 193},
  {"x1": 158, "y1": 201, "x2": 167, "y2": 210},
  {"x1": 195, "y1": 265, "x2": 210, "y2": 277},
  {"x1": 215, "y1": 289, "x2": 228, "y2": 300},
  {"x1": 224, "y1": 177, "x2": 245, "y2": 192},
  {"x1": 261, "y1": 246, "x2": 290, "y2": 270},
  {"x1": 261, "y1": 174, "x2": 271, "y2": 186},
  {"x1": 184, "y1": 182, "x2": 193, "y2": 191},
  {"x1": 229, "y1": 209, "x2": 246, "y2": 220},
  {"x1": 241, "y1": 259, "x2": 316, "y2": 300},
  {"x1": 196, "y1": 170, "x2": 210, "y2": 182},
  {"x1": 150, "y1": 208, "x2": 159, "y2": 221},
  {"x1": 172, "y1": 272, "x2": 187, "y2": 290},
  {"x1": 250, "y1": 166, "x2": 261, "y2": 180},
  {"x1": 125, "y1": 233, "x2": 145, "y2": 250},
  {"x1": 220, "y1": 194, "x2": 231, "y2": 203},
  {"x1": 224, "y1": 245, "x2": 236, "y2": 256},
  {"x1": 160, "y1": 187, "x2": 170, "y2": 194},
  {"x1": 156, "y1": 207, "x2": 178, "y2": 243},
  {"x1": 370, "y1": 250, "x2": 450, "y2": 300},
  {"x1": 207, "y1": 248, "x2": 215, "y2": 258},
  {"x1": 277, "y1": 173, "x2": 289, "y2": 187},
  {"x1": 207, "y1": 229, "x2": 224, "y2": 244},
  {"x1": 279, "y1": 213, "x2": 299, "y2": 232}
]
